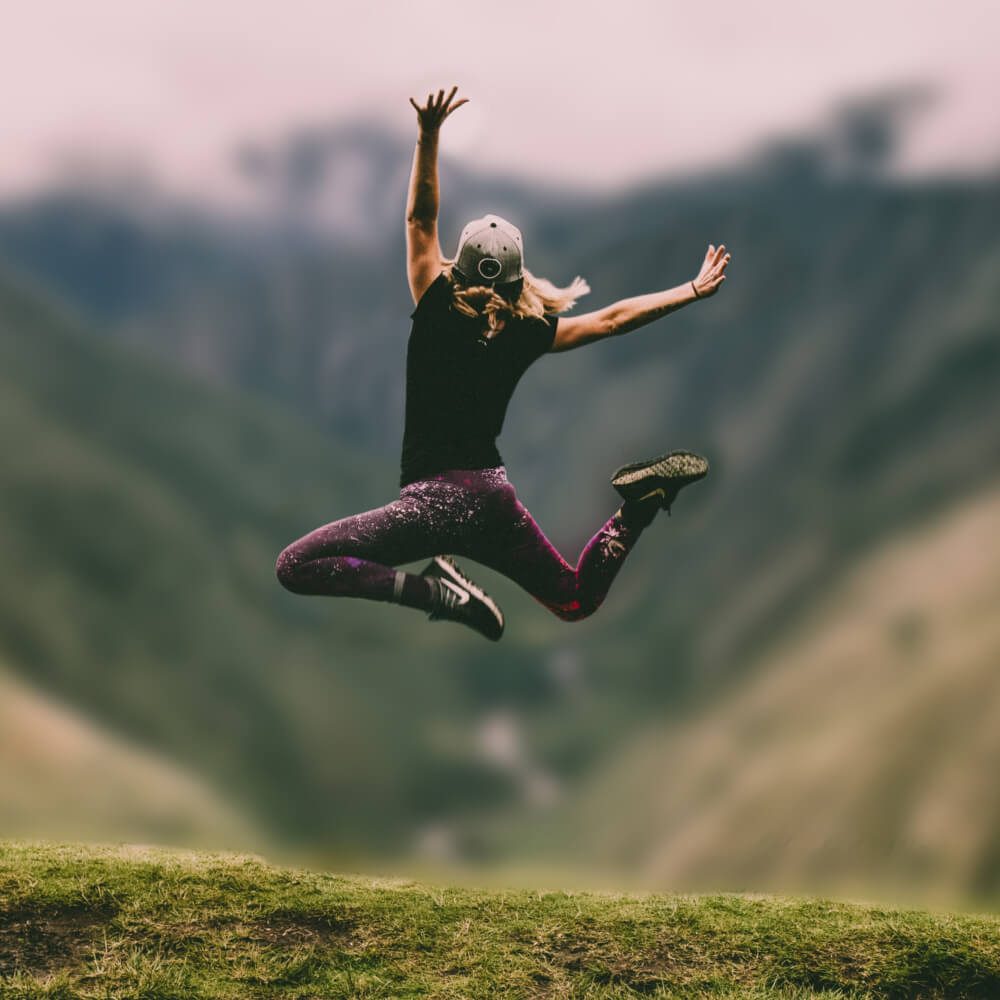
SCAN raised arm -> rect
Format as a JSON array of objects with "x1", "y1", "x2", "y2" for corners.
[
  {"x1": 405, "y1": 87, "x2": 468, "y2": 305},
  {"x1": 549, "y1": 244, "x2": 731, "y2": 352}
]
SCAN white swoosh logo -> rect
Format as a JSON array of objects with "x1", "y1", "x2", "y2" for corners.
[{"x1": 441, "y1": 580, "x2": 470, "y2": 605}]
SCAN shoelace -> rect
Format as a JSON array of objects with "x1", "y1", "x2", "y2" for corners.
[{"x1": 429, "y1": 578, "x2": 468, "y2": 618}]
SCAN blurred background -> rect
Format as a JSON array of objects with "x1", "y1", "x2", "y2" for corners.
[{"x1": 1, "y1": 0, "x2": 999, "y2": 908}]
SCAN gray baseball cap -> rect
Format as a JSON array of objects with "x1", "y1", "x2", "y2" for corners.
[{"x1": 453, "y1": 214, "x2": 524, "y2": 286}]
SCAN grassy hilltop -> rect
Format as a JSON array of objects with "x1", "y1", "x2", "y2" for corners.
[{"x1": 3, "y1": 843, "x2": 1000, "y2": 999}]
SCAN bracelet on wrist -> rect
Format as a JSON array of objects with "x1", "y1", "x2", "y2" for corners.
[{"x1": 691, "y1": 280, "x2": 701, "y2": 299}]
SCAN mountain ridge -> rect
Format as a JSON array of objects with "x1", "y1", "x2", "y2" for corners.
[{"x1": 1, "y1": 104, "x2": 998, "y2": 875}]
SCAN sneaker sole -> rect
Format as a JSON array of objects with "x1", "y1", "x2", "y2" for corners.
[
  {"x1": 429, "y1": 555, "x2": 505, "y2": 638},
  {"x1": 611, "y1": 451, "x2": 709, "y2": 494}
]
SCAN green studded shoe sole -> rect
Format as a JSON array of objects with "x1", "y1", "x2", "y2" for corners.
[{"x1": 610, "y1": 450, "x2": 709, "y2": 506}]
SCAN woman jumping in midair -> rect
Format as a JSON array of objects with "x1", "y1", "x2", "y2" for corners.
[{"x1": 276, "y1": 87, "x2": 730, "y2": 640}]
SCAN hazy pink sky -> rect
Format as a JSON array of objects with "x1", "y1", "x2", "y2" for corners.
[{"x1": 3, "y1": 0, "x2": 998, "y2": 198}]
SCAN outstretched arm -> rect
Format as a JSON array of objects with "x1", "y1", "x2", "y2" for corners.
[
  {"x1": 549, "y1": 244, "x2": 731, "y2": 352},
  {"x1": 405, "y1": 86, "x2": 468, "y2": 305}
]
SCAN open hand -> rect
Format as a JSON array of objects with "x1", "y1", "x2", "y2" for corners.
[
  {"x1": 692, "y1": 244, "x2": 730, "y2": 298},
  {"x1": 409, "y1": 86, "x2": 468, "y2": 133}
]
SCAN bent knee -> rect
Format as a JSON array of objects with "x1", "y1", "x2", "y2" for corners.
[
  {"x1": 275, "y1": 547, "x2": 303, "y2": 592},
  {"x1": 549, "y1": 596, "x2": 602, "y2": 623}
]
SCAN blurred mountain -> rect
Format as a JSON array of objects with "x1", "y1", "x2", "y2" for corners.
[
  {"x1": 0, "y1": 663, "x2": 255, "y2": 848},
  {"x1": 1, "y1": 93, "x2": 999, "y2": 880},
  {"x1": 0, "y1": 268, "x2": 585, "y2": 855},
  {"x1": 493, "y1": 482, "x2": 1000, "y2": 902},
  {"x1": 3, "y1": 107, "x2": 997, "y2": 682},
  {"x1": 0, "y1": 122, "x2": 587, "y2": 451}
]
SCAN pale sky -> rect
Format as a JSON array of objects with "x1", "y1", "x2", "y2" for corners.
[{"x1": 2, "y1": 0, "x2": 998, "y2": 199}]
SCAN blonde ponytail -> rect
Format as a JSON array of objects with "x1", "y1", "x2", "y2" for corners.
[{"x1": 442, "y1": 261, "x2": 589, "y2": 332}]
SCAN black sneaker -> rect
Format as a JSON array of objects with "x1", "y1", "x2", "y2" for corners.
[
  {"x1": 610, "y1": 450, "x2": 709, "y2": 515},
  {"x1": 421, "y1": 555, "x2": 504, "y2": 641}
]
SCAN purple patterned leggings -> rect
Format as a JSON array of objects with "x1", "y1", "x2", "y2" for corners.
[{"x1": 275, "y1": 466, "x2": 654, "y2": 621}]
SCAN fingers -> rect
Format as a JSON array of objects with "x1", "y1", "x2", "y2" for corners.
[
  {"x1": 706, "y1": 243, "x2": 731, "y2": 272},
  {"x1": 412, "y1": 86, "x2": 466, "y2": 122},
  {"x1": 441, "y1": 83, "x2": 467, "y2": 119},
  {"x1": 695, "y1": 243, "x2": 731, "y2": 297},
  {"x1": 440, "y1": 86, "x2": 465, "y2": 115}
]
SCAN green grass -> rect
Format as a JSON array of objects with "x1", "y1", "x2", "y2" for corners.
[{"x1": 2, "y1": 843, "x2": 1000, "y2": 999}]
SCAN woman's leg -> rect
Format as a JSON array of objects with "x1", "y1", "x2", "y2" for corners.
[
  {"x1": 467, "y1": 481, "x2": 660, "y2": 622},
  {"x1": 275, "y1": 491, "x2": 463, "y2": 611}
]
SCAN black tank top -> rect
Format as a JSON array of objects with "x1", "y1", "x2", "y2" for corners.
[{"x1": 399, "y1": 273, "x2": 558, "y2": 486}]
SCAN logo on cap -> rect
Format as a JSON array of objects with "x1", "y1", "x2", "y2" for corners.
[{"x1": 478, "y1": 258, "x2": 502, "y2": 280}]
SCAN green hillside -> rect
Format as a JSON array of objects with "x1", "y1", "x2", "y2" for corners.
[
  {"x1": 3, "y1": 841, "x2": 1000, "y2": 999},
  {"x1": 0, "y1": 269, "x2": 563, "y2": 853},
  {"x1": 494, "y1": 482, "x2": 1000, "y2": 902},
  {"x1": 0, "y1": 665, "x2": 254, "y2": 848}
]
